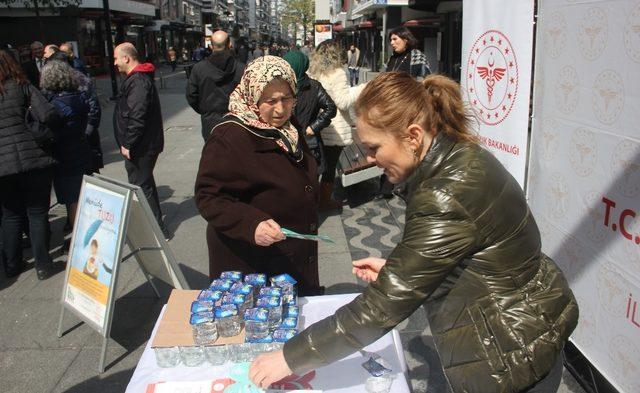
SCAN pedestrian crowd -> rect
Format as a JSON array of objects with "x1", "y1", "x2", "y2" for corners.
[
  {"x1": 1, "y1": 26, "x2": 577, "y2": 393},
  {"x1": 0, "y1": 40, "x2": 166, "y2": 280}
]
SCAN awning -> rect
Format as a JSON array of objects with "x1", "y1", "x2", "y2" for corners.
[
  {"x1": 81, "y1": 0, "x2": 156, "y2": 17},
  {"x1": 408, "y1": 0, "x2": 439, "y2": 12},
  {"x1": 358, "y1": 21, "x2": 375, "y2": 29},
  {"x1": 402, "y1": 17, "x2": 441, "y2": 27},
  {"x1": 145, "y1": 20, "x2": 170, "y2": 32},
  {"x1": 353, "y1": 0, "x2": 408, "y2": 16}
]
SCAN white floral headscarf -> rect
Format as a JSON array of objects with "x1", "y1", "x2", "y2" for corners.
[{"x1": 228, "y1": 55, "x2": 300, "y2": 156}]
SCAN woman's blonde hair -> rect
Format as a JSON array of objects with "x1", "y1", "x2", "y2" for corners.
[
  {"x1": 308, "y1": 40, "x2": 343, "y2": 78},
  {"x1": 355, "y1": 72, "x2": 476, "y2": 143}
]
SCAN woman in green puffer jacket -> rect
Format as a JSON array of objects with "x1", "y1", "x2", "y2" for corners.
[{"x1": 250, "y1": 72, "x2": 579, "y2": 393}]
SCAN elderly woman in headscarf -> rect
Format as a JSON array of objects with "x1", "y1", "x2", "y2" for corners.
[{"x1": 195, "y1": 56, "x2": 322, "y2": 296}]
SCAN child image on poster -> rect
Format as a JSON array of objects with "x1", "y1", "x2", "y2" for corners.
[{"x1": 82, "y1": 239, "x2": 113, "y2": 280}]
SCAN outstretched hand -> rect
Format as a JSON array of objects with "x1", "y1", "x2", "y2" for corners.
[
  {"x1": 352, "y1": 257, "x2": 386, "y2": 282},
  {"x1": 249, "y1": 350, "x2": 292, "y2": 389}
]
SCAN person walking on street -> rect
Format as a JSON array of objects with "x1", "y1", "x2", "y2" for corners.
[
  {"x1": 48, "y1": 51, "x2": 103, "y2": 175},
  {"x1": 308, "y1": 40, "x2": 366, "y2": 211},
  {"x1": 377, "y1": 26, "x2": 433, "y2": 199},
  {"x1": 252, "y1": 45, "x2": 265, "y2": 59},
  {"x1": 346, "y1": 44, "x2": 361, "y2": 87},
  {"x1": 168, "y1": 47, "x2": 177, "y2": 72},
  {"x1": 283, "y1": 50, "x2": 336, "y2": 186},
  {"x1": 0, "y1": 49, "x2": 59, "y2": 280},
  {"x1": 41, "y1": 60, "x2": 91, "y2": 235},
  {"x1": 21, "y1": 41, "x2": 44, "y2": 86},
  {"x1": 113, "y1": 43, "x2": 169, "y2": 238},
  {"x1": 60, "y1": 42, "x2": 88, "y2": 75},
  {"x1": 186, "y1": 30, "x2": 244, "y2": 140},
  {"x1": 386, "y1": 27, "x2": 430, "y2": 79}
]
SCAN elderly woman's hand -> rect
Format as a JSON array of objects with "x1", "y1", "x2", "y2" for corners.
[
  {"x1": 254, "y1": 219, "x2": 286, "y2": 246},
  {"x1": 249, "y1": 350, "x2": 292, "y2": 389},
  {"x1": 352, "y1": 257, "x2": 386, "y2": 282}
]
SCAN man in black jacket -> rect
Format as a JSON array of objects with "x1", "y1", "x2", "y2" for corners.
[
  {"x1": 186, "y1": 30, "x2": 244, "y2": 140},
  {"x1": 21, "y1": 41, "x2": 44, "y2": 86},
  {"x1": 113, "y1": 43, "x2": 169, "y2": 238}
]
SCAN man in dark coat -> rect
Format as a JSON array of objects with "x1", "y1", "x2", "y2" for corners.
[
  {"x1": 113, "y1": 43, "x2": 168, "y2": 238},
  {"x1": 186, "y1": 30, "x2": 244, "y2": 140},
  {"x1": 21, "y1": 41, "x2": 44, "y2": 87}
]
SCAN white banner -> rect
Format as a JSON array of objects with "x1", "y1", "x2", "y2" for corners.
[
  {"x1": 528, "y1": 1, "x2": 640, "y2": 392},
  {"x1": 461, "y1": 0, "x2": 534, "y2": 188}
]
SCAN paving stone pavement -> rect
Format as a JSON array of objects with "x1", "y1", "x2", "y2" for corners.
[{"x1": 0, "y1": 66, "x2": 584, "y2": 393}]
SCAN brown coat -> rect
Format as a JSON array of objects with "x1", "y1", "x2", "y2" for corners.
[{"x1": 195, "y1": 120, "x2": 321, "y2": 295}]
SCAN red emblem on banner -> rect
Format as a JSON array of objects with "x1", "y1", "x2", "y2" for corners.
[{"x1": 466, "y1": 30, "x2": 519, "y2": 126}]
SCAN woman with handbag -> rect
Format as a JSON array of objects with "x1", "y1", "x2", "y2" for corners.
[
  {"x1": 283, "y1": 50, "x2": 337, "y2": 206},
  {"x1": 308, "y1": 40, "x2": 366, "y2": 211},
  {"x1": 0, "y1": 49, "x2": 59, "y2": 280}
]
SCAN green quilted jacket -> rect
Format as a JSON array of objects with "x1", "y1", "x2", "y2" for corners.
[{"x1": 283, "y1": 132, "x2": 579, "y2": 392}]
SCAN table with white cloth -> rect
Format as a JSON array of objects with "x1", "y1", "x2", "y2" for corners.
[{"x1": 126, "y1": 293, "x2": 412, "y2": 392}]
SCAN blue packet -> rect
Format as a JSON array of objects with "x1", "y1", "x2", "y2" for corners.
[
  {"x1": 191, "y1": 300, "x2": 215, "y2": 314},
  {"x1": 270, "y1": 273, "x2": 297, "y2": 286},
  {"x1": 282, "y1": 294, "x2": 297, "y2": 306},
  {"x1": 246, "y1": 334, "x2": 273, "y2": 344},
  {"x1": 214, "y1": 304, "x2": 238, "y2": 318},
  {"x1": 279, "y1": 316, "x2": 298, "y2": 329},
  {"x1": 244, "y1": 273, "x2": 267, "y2": 287},
  {"x1": 222, "y1": 293, "x2": 246, "y2": 306},
  {"x1": 244, "y1": 307, "x2": 269, "y2": 322},
  {"x1": 230, "y1": 282, "x2": 253, "y2": 296},
  {"x1": 256, "y1": 296, "x2": 281, "y2": 308},
  {"x1": 197, "y1": 289, "x2": 223, "y2": 302},
  {"x1": 190, "y1": 311, "x2": 215, "y2": 325},
  {"x1": 362, "y1": 356, "x2": 392, "y2": 377},
  {"x1": 209, "y1": 279, "x2": 233, "y2": 292},
  {"x1": 220, "y1": 271, "x2": 243, "y2": 282},
  {"x1": 273, "y1": 328, "x2": 297, "y2": 342},
  {"x1": 259, "y1": 287, "x2": 283, "y2": 298},
  {"x1": 283, "y1": 305, "x2": 299, "y2": 318}
]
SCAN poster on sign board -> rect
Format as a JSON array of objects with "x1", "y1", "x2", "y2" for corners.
[
  {"x1": 461, "y1": 0, "x2": 535, "y2": 189},
  {"x1": 62, "y1": 177, "x2": 130, "y2": 333},
  {"x1": 314, "y1": 23, "x2": 332, "y2": 47}
]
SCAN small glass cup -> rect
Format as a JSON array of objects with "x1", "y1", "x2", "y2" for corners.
[
  {"x1": 180, "y1": 345, "x2": 205, "y2": 367},
  {"x1": 251, "y1": 342, "x2": 281, "y2": 356},
  {"x1": 228, "y1": 343, "x2": 254, "y2": 363},
  {"x1": 204, "y1": 345, "x2": 229, "y2": 366},
  {"x1": 365, "y1": 375, "x2": 394, "y2": 393},
  {"x1": 154, "y1": 346, "x2": 180, "y2": 368}
]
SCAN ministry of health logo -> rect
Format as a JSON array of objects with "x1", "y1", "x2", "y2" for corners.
[{"x1": 466, "y1": 30, "x2": 518, "y2": 126}]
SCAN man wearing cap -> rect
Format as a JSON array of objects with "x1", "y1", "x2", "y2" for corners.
[{"x1": 186, "y1": 30, "x2": 244, "y2": 140}]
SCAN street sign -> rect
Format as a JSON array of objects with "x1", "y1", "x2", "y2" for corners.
[{"x1": 57, "y1": 174, "x2": 189, "y2": 373}]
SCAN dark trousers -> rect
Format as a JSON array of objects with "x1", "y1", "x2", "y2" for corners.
[
  {"x1": 321, "y1": 145, "x2": 344, "y2": 184},
  {"x1": 0, "y1": 167, "x2": 53, "y2": 270},
  {"x1": 348, "y1": 68, "x2": 359, "y2": 86},
  {"x1": 124, "y1": 155, "x2": 165, "y2": 230}
]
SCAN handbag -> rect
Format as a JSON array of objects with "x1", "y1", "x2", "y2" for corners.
[
  {"x1": 22, "y1": 84, "x2": 57, "y2": 148},
  {"x1": 305, "y1": 133, "x2": 326, "y2": 176}
]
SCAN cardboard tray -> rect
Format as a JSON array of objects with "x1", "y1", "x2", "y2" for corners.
[{"x1": 151, "y1": 289, "x2": 246, "y2": 348}]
